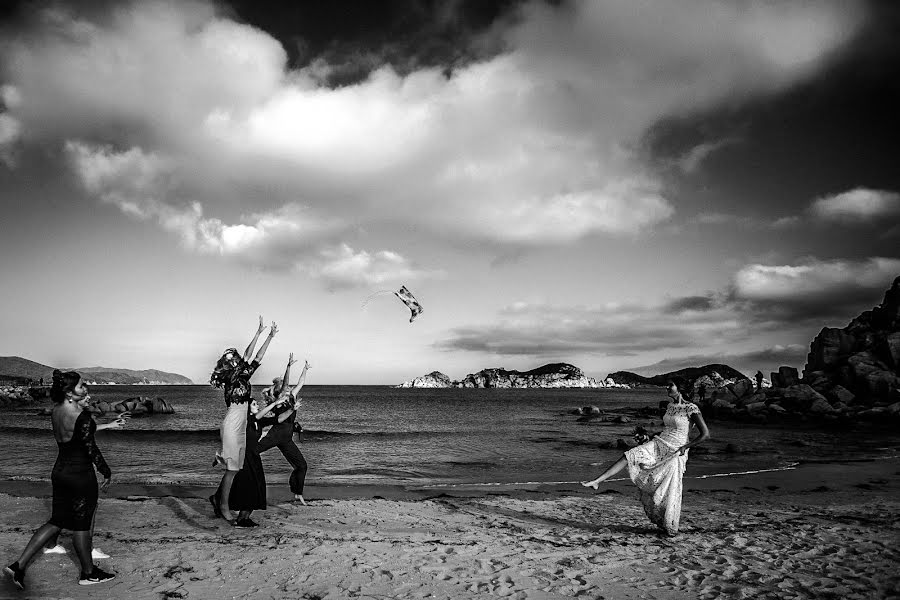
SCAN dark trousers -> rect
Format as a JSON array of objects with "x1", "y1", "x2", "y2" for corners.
[{"x1": 257, "y1": 428, "x2": 307, "y2": 495}]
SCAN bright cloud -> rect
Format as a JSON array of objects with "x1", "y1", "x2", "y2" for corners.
[
  {"x1": 0, "y1": 0, "x2": 866, "y2": 251},
  {"x1": 65, "y1": 141, "x2": 424, "y2": 286},
  {"x1": 305, "y1": 244, "x2": 440, "y2": 290},
  {"x1": 731, "y1": 257, "x2": 900, "y2": 321},
  {"x1": 809, "y1": 188, "x2": 900, "y2": 223}
]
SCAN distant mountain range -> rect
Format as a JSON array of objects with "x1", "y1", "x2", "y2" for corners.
[
  {"x1": 605, "y1": 363, "x2": 749, "y2": 387},
  {"x1": 0, "y1": 356, "x2": 193, "y2": 385}
]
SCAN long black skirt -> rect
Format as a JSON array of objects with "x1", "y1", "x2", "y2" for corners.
[{"x1": 229, "y1": 417, "x2": 266, "y2": 511}]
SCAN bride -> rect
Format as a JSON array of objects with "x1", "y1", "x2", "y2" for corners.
[{"x1": 581, "y1": 377, "x2": 710, "y2": 535}]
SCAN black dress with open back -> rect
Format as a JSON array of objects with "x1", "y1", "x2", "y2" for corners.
[{"x1": 49, "y1": 410, "x2": 111, "y2": 531}]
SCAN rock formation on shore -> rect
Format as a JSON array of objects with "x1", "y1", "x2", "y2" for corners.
[
  {"x1": 605, "y1": 364, "x2": 748, "y2": 388},
  {"x1": 397, "y1": 363, "x2": 631, "y2": 388},
  {"x1": 690, "y1": 276, "x2": 900, "y2": 424}
]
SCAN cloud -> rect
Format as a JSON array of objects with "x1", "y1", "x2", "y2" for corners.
[
  {"x1": 808, "y1": 188, "x2": 900, "y2": 223},
  {"x1": 436, "y1": 299, "x2": 745, "y2": 358},
  {"x1": 731, "y1": 257, "x2": 900, "y2": 322},
  {"x1": 662, "y1": 295, "x2": 717, "y2": 314},
  {"x1": 304, "y1": 244, "x2": 441, "y2": 290},
  {"x1": 0, "y1": 84, "x2": 21, "y2": 166},
  {"x1": 675, "y1": 136, "x2": 741, "y2": 174},
  {"x1": 0, "y1": 0, "x2": 867, "y2": 250},
  {"x1": 66, "y1": 141, "x2": 429, "y2": 286},
  {"x1": 437, "y1": 257, "x2": 899, "y2": 360}
]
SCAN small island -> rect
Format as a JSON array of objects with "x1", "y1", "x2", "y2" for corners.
[{"x1": 397, "y1": 363, "x2": 631, "y2": 388}]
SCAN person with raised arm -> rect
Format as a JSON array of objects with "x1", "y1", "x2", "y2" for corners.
[
  {"x1": 5, "y1": 371, "x2": 116, "y2": 590},
  {"x1": 209, "y1": 317, "x2": 277, "y2": 522},
  {"x1": 581, "y1": 377, "x2": 710, "y2": 536},
  {"x1": 43, "y1": 411, "x2": 129, "y2": 559},
  {"x1": 258, "y1": 354, "x2": 311, "y2": 504}
]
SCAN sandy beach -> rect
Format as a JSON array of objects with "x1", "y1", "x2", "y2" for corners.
[{"x1": 2, "y1": 456, "x2": 898, "y2": 600}]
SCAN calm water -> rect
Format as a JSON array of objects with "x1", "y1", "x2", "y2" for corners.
[{"x1": 1, "y1": 385, "x2": 897, "y2": 489}]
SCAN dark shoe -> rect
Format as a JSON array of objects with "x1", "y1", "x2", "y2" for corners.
[
  {"x1": 209, "y1": 494, "x2": 223, "y2": 518},
  {"x1": 233, "y1": 517, "x2": 259, "y2": 528},
  {"x1": 78, "y1": 567, "x2": 116, "y2": 586},
  {"x1": 4, "y1": 562, "x2": 24, "y2": 590}
]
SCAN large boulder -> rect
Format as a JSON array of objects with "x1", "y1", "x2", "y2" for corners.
[
  {"x1": 777, "y1": 384, "x2": 827, "y2": 412},
  {"x1": 728, "y1": 379, "x2": 755, "y2": 400},
  {"x1": 881, "y1": 332, "x2": 900, "y2": 370},
  {"x1": 150, "y1": 397, "x2": 175, "y2": 414},
  {"x1": 771, "y1": 366, "x2": 800, "y2": 388},
  {"x1": 826, "y1": 385, "x2": 856, "y2": 406},
  {"x1": 808, "y1": 398, "x2": 836, "y2": 415},
  {"x1": 805, "y1": 328, "x2": 855, "y2": 373}
]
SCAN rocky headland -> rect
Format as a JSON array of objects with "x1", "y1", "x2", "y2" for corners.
[
  {"x1": 0, "y1": 356, "x2": 193, "y2": 385},
  {"x1": 605, "y1": 364, "x2": 748, "y2": 388},
  {"x1": 397, "y1": 363, "x2": 630, "y2": 388},
  {"x1": 687, "y1": 276, "x2": 900, "y2": 424}
]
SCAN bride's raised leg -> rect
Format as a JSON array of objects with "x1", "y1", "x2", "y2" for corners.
[{"x1": 581, "y1": 456, "x2": 627, "y2": 489}]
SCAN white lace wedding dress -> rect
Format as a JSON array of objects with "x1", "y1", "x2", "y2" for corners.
[{"x1": 624, "y1": 401, "x2": 700, "y2": 535}]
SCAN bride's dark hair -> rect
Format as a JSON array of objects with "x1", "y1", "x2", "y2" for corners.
[
  {"x1": 667, "y1": 376, "x2": 693, "y2": 400},
  {"x1": 50, "y1": 369, "x2": 81, "y2": 404}
]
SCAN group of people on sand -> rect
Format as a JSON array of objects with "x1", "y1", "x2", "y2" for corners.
[
  {"x1": 5, "y1": 321, "x2": 710, "y2": 591},
  {"x1": 209, "y1": 317, "x2": 311, "y2": 527},
  {"x1": 4, "y1": 316, "x2": 313, "y2": 590}
]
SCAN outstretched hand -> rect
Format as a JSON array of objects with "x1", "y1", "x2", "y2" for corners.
[
  {"x1": 304, "y1": 360, "x2": 311, "y2": 370},
  {"x1": 268, "y1": 321, "x2": 278, "y2": 337},
  {"x1": 288, "y1": 352, "x2": 298, "y2": 366},
  {"x1": 257, "y1": 315, "x2": 266, "y2": 333}
]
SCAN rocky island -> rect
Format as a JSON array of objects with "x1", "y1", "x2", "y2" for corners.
[{"x1": 397, "y1": 363, "x2": 631, "y2": 388}]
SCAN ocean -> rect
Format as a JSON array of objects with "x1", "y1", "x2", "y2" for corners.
[{"x1": 1, "y1": 385, "x2": 898, "y2": 491}]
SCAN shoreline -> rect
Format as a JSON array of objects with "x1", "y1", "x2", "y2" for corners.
[
  {"x1": 1, "y1": 457, "x2": 897, "y2": 599},
  {"x1": 0, "y1": 453, "x2": 895, "y2": 500}
]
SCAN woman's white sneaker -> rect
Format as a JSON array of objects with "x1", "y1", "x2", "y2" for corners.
[{"x1": 92, "y1": 548, "x2": 110, "y2": 559}]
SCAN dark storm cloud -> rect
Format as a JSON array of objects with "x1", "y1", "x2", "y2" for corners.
[
  {"x1": 729, "y1": 258, "x2": 900, "y2": 326},
  {"x1": 435, "y1": 300, "x2": 743, "y2": 358},
  {"x1": 662, "y1": 295, "x2": 716, "y2": 314},
  {"x1": 225, "y1": 0, "x2": 522, "y2": 84},
  {"x1": 436, "y1": 259, "x2": 900, "y2": 361}
]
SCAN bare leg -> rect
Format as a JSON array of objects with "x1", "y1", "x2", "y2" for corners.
[
  {"x1": 71, "y1": 530, "x2": 94, "y2": 576},
  {"x1": 15, "y1": 523, "x2": 61, "y2": 569},
  {"x1": 216, "y1": 470, "x2": 238, "y2": 520},
  {"x1": 581, "y1": 456, "x2": 628, "y2": 489}
]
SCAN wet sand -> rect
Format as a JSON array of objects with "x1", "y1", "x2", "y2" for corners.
[{"x1": 1, "y1": 456, "x2": 898, "y2": 599}]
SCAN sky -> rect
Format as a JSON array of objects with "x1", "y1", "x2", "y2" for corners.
[{"x1": 1, "y1": 0, "x2": 899, "y2": 385}]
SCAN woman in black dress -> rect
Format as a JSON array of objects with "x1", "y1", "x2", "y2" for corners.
[
  {"x1": 5, "y1": 370, "x2": 116, "y2": 590},
  {"x1": 229, "y1": 394, "x2": 284, "y2": 527}
]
